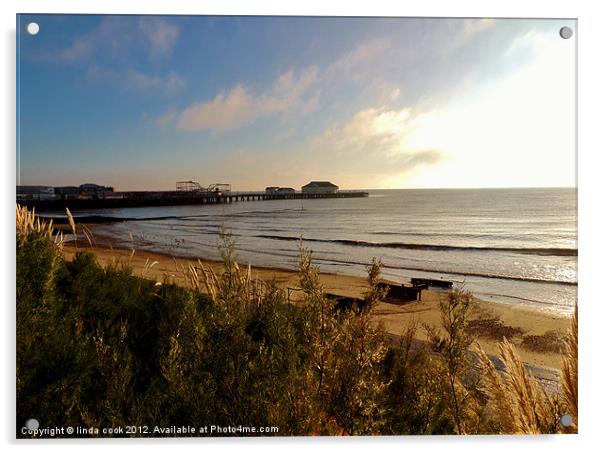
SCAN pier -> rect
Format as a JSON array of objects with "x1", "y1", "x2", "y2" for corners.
[{"x1": 21, "y1": 190, "x2": 369, "y2": 212}]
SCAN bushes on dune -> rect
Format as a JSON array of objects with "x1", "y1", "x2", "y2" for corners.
[
  {"x1": 16, "y1": 205, "x2": 577, "y2": 436},
  {"x1": 381, "y1": 324, "x2": 456, "y2": 434}
]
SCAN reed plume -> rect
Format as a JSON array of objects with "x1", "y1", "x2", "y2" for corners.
[
  {"x1": 478, "y1": 303, "x2": 578, "y2": 434},
  {"x1": 65, "y1": 207, "x2": 76, "y2": 239},
  {"x1": 477, "y1": 339, "x2": 562, "y2": 433},
  {"x1": 16, "y1": 204, "x2": 64, "y2": 249}
]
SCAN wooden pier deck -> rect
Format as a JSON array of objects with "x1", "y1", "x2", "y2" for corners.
[{"x1": 21, "y1": 190, "x2": 369, "y2": 211}]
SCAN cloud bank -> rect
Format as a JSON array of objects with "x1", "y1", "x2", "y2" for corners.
[
  {"x1": 175, "y1": 67, "x2": 319, "y2": 133},
  {"x1": 311, "y1": 107, "x2": 443, "y2": 174},
  {"x1": 44, "y1": 17, "x2": 184, "y2": 94},
  {"x1": 53, "y1": 16, "x2": 179, "y2": 62}
]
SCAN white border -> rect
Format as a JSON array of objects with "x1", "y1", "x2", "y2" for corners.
[{"x1": 2, "y1": 1, "x2": 601, "y2": 453}]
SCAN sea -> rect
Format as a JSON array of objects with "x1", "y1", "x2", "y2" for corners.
[{"x1": 68, "y1": 188, "x2": 578, "y2": 315}]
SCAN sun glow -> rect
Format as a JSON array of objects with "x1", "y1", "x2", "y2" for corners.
[{"x1": 391, "y1": 32, "x2": 575, "y2": 189}]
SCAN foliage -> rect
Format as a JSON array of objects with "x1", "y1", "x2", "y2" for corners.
[
  {"x1": 423, "y1": 289, "x2": 484, "y2": 434},
  {"x1": 381, "y1": 324, "x2": 455, "y2": 434}
]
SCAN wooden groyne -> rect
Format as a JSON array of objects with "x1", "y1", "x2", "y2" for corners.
[
  {"x1": 21, "y1": 190, "x2": 369, "y2": 212},
  {"x1": 410, "y1": 278, "x2": 453, "y2": 289}
]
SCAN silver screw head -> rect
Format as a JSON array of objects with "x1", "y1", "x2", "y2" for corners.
[
  {"x1": 25, "y1": 418, "x2": 40, "y2": 431},
  {"x1": 26, "y1": 22, "x2": 39, "y2": 35},
  {"x1": 560, "y1": 26, "x2": 573, "y2": 39},
  {"x1": 560, "y1": 414, "x2": 573, "y2": 427}
]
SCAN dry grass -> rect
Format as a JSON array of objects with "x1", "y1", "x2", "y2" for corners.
[
  {"x1": 65, "y1": 207, "x2": 76, "y2": 242},
  {"x1": 16, "y1": 204, "x2": 64, "y2": 248},
  {"x1": 81, "y1": 224, "x2": 95, "y2": 248},
  {"x1": 186, "y1": 258, "x2": 267, "y2": 307},
  {"x1": 477, "y1": 339, "x2": 561, "y2": 434},
  {"x1": 141, "y1": 259, "x2": 159, "y2": 279},
  {"x1": 186, "y1": 260, "x2": 217, "y2": 299},
  {"x1": 561, "y1": 306, "x2": 578, "y2": 432},
  {"x1": 17, "y1": 204, "x2": 96, "y2": 250},
  {"x1": 477, "y1": 306, "x2": 578, "y2": 434}
]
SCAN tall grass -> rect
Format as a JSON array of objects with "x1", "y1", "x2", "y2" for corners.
[
  {"x1": 477, "y1": 306, "x2": 578, "y2": 434},
  {"x1": 16, "y1": 204, "x2": 63, "y2": 248},
  {"x1": 562, "y1": 306, "x2": 578, "y2": 432},
  {"x1": 477, "y1": 340, "x2": 562, "y2": 433}
]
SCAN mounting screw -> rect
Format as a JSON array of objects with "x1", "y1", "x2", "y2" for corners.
[
  {"x1": 26, "y1": 22, "x2": 39, "y2": 35},
  {"x1": 560, "y1": 414, "x2": 573, "y2": 427},
  {"x1": 25, "y1": 418, "x2": 40, "y2": 431},
  {"x1": 559, "y1": 26, "x2": 573, "y2": 39}
]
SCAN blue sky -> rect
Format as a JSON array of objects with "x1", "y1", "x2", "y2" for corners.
[{"x1": 17, "y1": 15, "x2": 576, "y2": 190}]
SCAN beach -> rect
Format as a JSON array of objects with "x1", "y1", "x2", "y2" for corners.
[{"x1": 62, "y1": 238, "x2": 571, "y2": 373}]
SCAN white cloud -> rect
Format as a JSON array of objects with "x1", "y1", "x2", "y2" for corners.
[
  {"x1": 361, "y1": 78, "x2": 402, "y2": 105},
  {"x1": 195, "y1": 110, "x2": 443, "y2": 189},
  {"x1": 310, "y1": 107, "x2": 442, "y2": 179},
  {"x1": 87, "y1": 65, "x2": 185, "y2": 95},
  {"x1": 53, "y1": 16, "x2": 179, "y2": 62},
  {"x1": 123, "y1": 69, "x2": 162, "y2": 90},
  {"x1": 313, "y1": 108, "x2": 408, "y2": 155},
  {"x1": 56, "y1": 38, "x2": 95, "y2": 61},
  {"x1": 154, "y1": 111, "x2": 177, "y2": 127},
  {"x1": 164, "y1": 37, "x2": 396, "y2": 134},
  {"x1": 48, "y1": 17, "x2": 183, "y2": 96},
  {"x1": 440, "y1": 18, "x2": 498, "y2": 53},
  {"x1": 86, "y1": 65, "x2": 119, "y2": 82},
  {"x1": 177, "y1": 85, "x2": 252, "y2": 132},
  {"x1": 137, "y1": 17, "x2": 179, "y2": 58},
  {"x1": 165, "y1": 72, "x2": 186, "y2": 94},
  {"x1": 175, "y1": 66, "x2": 319, "y2": 133},
  {"x1": 326, "y1": 38, "x2": 390, "y2": 77}
]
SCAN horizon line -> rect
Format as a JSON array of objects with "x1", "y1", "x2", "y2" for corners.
[{"x1": 15, "y1": 183, "x2": 578, "y2": 192}]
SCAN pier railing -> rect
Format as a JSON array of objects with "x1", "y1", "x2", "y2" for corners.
[{"x1": 20, "y1": 190, "x2": 369, "y2": 211}]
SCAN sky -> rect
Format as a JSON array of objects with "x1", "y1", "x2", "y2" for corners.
[{"x1": 17, "y1": 15, "x2": 576, "y2": 191}]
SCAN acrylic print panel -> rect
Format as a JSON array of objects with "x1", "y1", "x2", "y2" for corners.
[{"x1": 16, "y1": 14, "x2": 577, "y2": 437}]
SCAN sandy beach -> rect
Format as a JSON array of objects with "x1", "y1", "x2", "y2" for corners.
[{"x1": 62, "y1": 233, "x2": 571, "y2": 372}]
